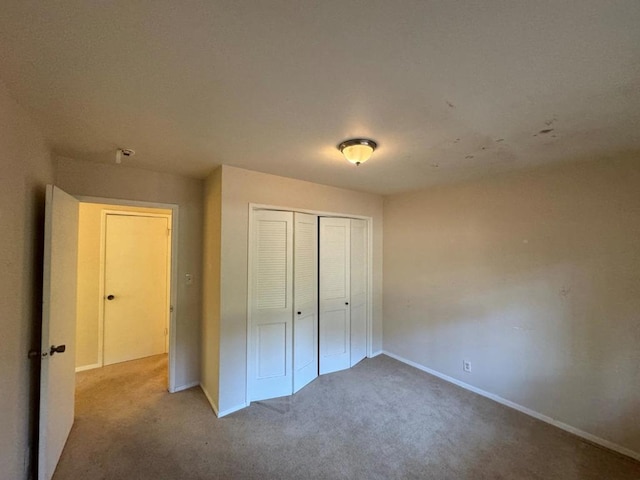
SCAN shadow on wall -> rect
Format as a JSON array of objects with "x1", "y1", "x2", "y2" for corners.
[{"x1": 26, "y1": 183, "x2": 47, "y2": 479}]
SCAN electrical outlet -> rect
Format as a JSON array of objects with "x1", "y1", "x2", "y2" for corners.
[{"x1": 463, "y1": 360, "x2": 472, "y2": 373}]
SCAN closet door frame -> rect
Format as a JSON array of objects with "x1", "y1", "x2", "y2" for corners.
[{"x1": 246, "y1": 203, "x2": 373, "y2": 405}]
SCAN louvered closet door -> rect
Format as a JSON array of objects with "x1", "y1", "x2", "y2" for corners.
[
  {"x1": 319, "y1": 217, "x2": 351, "y2": 374},
  {"x1": 350, "y1": 219, "x2": 368, "y2": 366},
  {"x1": 293, "y1": 213, "x2": 318, "y2": 393},
  {"x1": 249, "y1": 210, "x2": 293, "y2": 401}
]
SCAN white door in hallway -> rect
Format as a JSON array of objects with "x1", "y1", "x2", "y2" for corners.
[
  {"x1": 103, "y1": 214, "x2": 170, "y2": 365},
  {"x1": 293, "y1": 212, "x2": 318, "y2": 393},
  {"x1": 350, "y1": 219, "x2": 368, "y2": 366},
  {"x1": 39, "y1": 185, "x2": 79, "y2": 480},
  {"x1": 319, "y1": 217, "x2": 351, "y2": 374},
  {"x1": 249, "y1": 210, "x2": 294, "y2": 401}
]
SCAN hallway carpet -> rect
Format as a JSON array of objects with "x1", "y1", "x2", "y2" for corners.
[{"x1": 53, "y1": 354, "x2": 640, "y2": 479}]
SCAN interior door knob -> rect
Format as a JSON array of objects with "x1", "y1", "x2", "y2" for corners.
[
  {"x1": 297, "y1": 311, "x2": 302, "y2": 315},
  {"x1": 345, "y1": 302, "x2": 349, "y2": 305},
  {"x1": 107, "y1": 294, "x2": 115, "y2": 300}
]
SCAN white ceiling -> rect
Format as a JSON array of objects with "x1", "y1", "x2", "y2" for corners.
[{"x1": 1, "y1": 1, "x2": 639, "y2": 194}]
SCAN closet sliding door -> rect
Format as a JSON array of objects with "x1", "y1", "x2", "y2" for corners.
[
  {"x1": 249, "y1": 210, "x2": 319, "y2": 401},
  {"x1": 293, "y1": 213, "x2": 318, "y2": 392},
  {"x1": 319, "y1": 217, "x2": 369, "y2": 375},
  {"x1": 248, "y1": 210, "x2": 368, "y2": 402},
  {"x1": 350, "y1": 219, "x2": 368, "y2": 367},
  {"x1": 319, "y1": 217, "x2": 351, "y2": 375},
  {"x1": 249, "y1": 210, "x2": 293, "y2": 401}
]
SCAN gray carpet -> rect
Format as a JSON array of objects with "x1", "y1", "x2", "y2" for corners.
[{"x1": 53, "y1": 354, "x2": 640, "y2": 479}]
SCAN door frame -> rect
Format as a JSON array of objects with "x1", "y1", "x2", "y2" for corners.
[
  {"x1": 76, "y1": 196, "x2": 180, "y2": 393},
  {"x1": 98, "y1": 210, "x2": 173, "y2": 368},
  {"x1": 246, "y1": 203, "x2": 374, "y2": 405}
]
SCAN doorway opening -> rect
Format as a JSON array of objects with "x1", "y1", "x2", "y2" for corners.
[
  {"x1": 39, "y1": 186, "x2": 180, "y2": 480},
  {"x1": 74, "y1": 197, "x2": 178, "y2": 392}
]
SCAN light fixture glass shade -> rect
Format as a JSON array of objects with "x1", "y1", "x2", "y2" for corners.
[
  {"x1": 338, "y1": 139, "x2": 378, "y2": 166},
  {"x1": 342, "y1": 144, "x2": 373, "y2": 165}
]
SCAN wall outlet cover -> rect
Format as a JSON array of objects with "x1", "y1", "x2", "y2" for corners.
[{"x1": 463, "y1": 360, "x2": 472, "y2": 373}]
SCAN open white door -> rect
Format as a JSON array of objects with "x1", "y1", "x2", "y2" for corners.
[
  {"x1": 319, "y1": 217, "x2": 351, "y2": 375},
  {"x1": 293, "y1": 213, "x2": 318, "y2": 393},
  {"x1": 39, "y1": 185, "x2": 79, "y2": 480}
]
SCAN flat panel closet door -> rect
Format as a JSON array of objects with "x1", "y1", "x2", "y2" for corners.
[
  {"x1": 293, "y1": 212, "x2": 318, "y2": 393},
  {"x1": 350, "y1": 219, "x2": 368, "y2": 366},
  {"x1": 103, "y1": 214, "x2": 169, "y2": 366},
  {"x1": 319, "y1": 217, "x2": 351, "y2": 374},
  {"x1": 249, "y1": 210, "x2": 293, "y2": 401}
]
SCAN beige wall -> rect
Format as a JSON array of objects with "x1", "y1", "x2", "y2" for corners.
[
  {"x1": 55, "y1": 157, "x2": 203, "y2": 389},
  {"x1": 76, "y1": 203, "x2": 171, "y2": 369},
  {"x1": 216, "y1": 165, "x2": 384, "y2": 413},
  {"x1": 0, "y1": 80, "x2": 55, "y2": 479},
  {"x1": 201, "y1": 167, "x2": 222, "y2": 411},
  {"x1": 383, "y1": 156, "x2": 640, "y2": 455}
]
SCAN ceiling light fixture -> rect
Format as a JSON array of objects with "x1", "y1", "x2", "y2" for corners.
[{"x1": 338, "y1": 138, "x2": 378, "y2": 166}]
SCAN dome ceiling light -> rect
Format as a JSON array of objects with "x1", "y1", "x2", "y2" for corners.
[{"x1": 338, "y1": 138, "x2": 378, "y2": 166}]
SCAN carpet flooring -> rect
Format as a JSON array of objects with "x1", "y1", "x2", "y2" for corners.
[{"x1": 53, "y1": 354, "x2": 640, "y2": 479}]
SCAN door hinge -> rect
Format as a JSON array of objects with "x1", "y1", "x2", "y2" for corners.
[
  {"x1": 170, "y1": 305, "x2": 174, "y2": 313},
  {"x1": 164, "y1": 327, "x2": 168, "y2": 336}
]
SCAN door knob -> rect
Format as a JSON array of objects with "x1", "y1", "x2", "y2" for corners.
[
  {"x1": 50, "y1": 344, "x2": 66, "y2": 356},
  {"x1": 107, "y1": 294, "x2": 115, "y2": 300},
  {"x1": 345, "y1": 302, "x2": 349, "y2": 305},
  {"x1": 297, "y1": 311, "x2": 302, "y2": 315}
]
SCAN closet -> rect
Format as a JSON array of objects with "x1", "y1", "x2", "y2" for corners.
[{"x1": 248, "y1": 210, "x2": 369, "y2": 402}]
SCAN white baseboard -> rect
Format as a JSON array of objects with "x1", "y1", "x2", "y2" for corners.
[
  {"x1": 199, "y1": 384, "x2": 219, "y2": 416},
  {"x1": 369, "y1": 350, "x2": 383, "y2": 358},
  {"x1": 75, "y1": 363, "x2": 101, "y2": 373},
  {"x1": 198, "y1": 383, "x2": 249, "y2": 418},
  {"x1": 382, "y1": 350, "x2": 640, "y2": 462},
  {"x1": 218, "y1": 402, "x2": 249, "y2": 418},
  {"x1": 172, "y1": 381, "x2": 200, "y2": 393}
]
